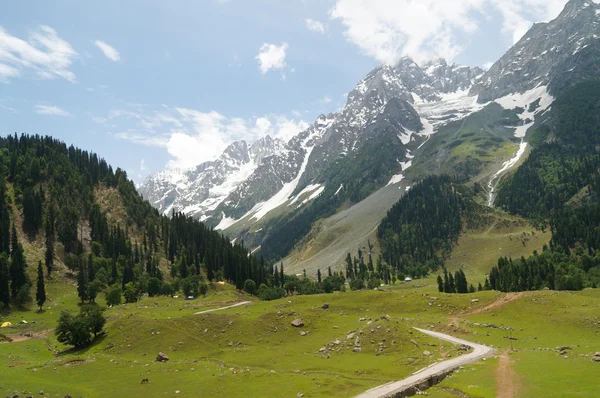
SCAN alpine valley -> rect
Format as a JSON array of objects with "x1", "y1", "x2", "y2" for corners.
[{"x1": 3, "y1": 1, "x2": 600, "y2": 397}]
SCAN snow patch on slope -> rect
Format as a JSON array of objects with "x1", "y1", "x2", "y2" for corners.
[
  {"x1": 413, "y1": 90, "x2": 484, "y2": 129},
  {"x1": 494, "y1": 85, "x2": 554, "y2": 138},
  {"x1": 290, "y1": 184, "x2": 323, "y2": 205},
  {"x1": 215, "y1": 213, "x2": 239, "y2": 231},
  {"x1": 487, "y1": 140, "x2": 528, "y2": 206}
]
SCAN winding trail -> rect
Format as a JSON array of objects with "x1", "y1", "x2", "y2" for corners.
[
  {"x1": 356, "y1": 328, "x2": 494, "y2": 398},
  {"x1": 194, "y1": 301, "x2": 251, "y2": 315}
]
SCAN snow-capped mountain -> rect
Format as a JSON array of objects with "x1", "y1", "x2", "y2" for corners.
[
  {"x1": 138, "y1": 0, "x2": 600, "y2": 258},
  {"x1": 139, "y1": 57, "x2": 482, "y2": 228},
  {"x1": 138, "y1": 135, "x2": 286, "y2": 220}
]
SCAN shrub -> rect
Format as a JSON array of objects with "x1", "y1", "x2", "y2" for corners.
[
  {"x1": 244, "y1": 279, "x2": 257, "y2": 295},
  {"x1": 148, "y1": 277, "x2": 162, "y2": 297},
  {"x1": 56, "y1": 306, "x2": 106, "y2": 348},
  {"x1": 105, "y1": 284, "x2": 122, "y2": 306}
]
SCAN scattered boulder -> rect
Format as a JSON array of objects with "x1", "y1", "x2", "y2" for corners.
[
  {"x1": 291, "y1": 319, "x2": 304, "y2": 328},
  {"x1": 156, "y1": 352, "x2": 169, "y2": 362},
  {"x1": 299, "y1": 331, "x2": 308, "y2": 336},
  {"x1": 321, "y1": 303, "x2": 329, "y2": 310},
  {"x1": 471, "y1": 299, "x2": 480, "y2": 303},
  {"x1": 410, "y1": 339, "x2": 419, "y2": 348},
  {"x1": 592, "y1": 352, "x2": 600, "y2": 362},
  {"x1": 423, "y1": 350, "x2": 431, "y2": 356},
  {"x1": 353, "y1": 347, "x2": 362, "y2": 353}
]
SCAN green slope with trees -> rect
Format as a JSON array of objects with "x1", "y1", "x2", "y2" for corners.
[{"x1": 0, "y1": 134, "x2": 273, "y2": 339}]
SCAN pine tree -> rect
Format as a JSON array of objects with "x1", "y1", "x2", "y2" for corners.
[
  {"x1": 77, "y1": 262, "x2": 89, "y2": 303},
  {"x1": 36, "y1": 261, "x2": 46, "y2": 311},
  {"x1": 0, "y1": 254, "x2": 10, "y2": 309},
  {"x1": 279, "y1": 263, "x2": 284, "y2": 287},
  {"x1": 484, "y1": 278, "x2": 491, "y2": 291},
  {"x1": 437, "y1": 275, "x2": 444, "y2": 293},
  {"x1": 345, "y1": 253, "x2": 353, "y2": 278},
  {"x1": 448, "y1": 272, "x2": 456, "y2": 293},
  {"x1": 10, "y1": 224, "x2": 29, "y2": 299},
  {"x1": 0, "y1": 180, "x2": 10, "y2": 255},
  {"x1": 328, "y1": 266, "x2": 332, "y2": 277},
  {"x1": 477, "y1": 282, "x2": 483, "y2": 291},
  {"x1": 317, "y1": 269, "x2": 322, "y2": 284},
  {"x1": 443, "y1": 269, "x2": 450, "y2": 293},
  {"x1": 44, "y1": 201, "x2": 56, "y2": 275}
]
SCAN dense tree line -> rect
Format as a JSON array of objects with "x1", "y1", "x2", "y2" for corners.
[
  {"x1": 437, "y1": 269, "x2": 476, "y2": 294},
  {"x1": 489, "y1": 249, "x2": 600, "y2": 292},
  {"x1": 377, "y1": 175, "x2": 464, "y2": 277}
]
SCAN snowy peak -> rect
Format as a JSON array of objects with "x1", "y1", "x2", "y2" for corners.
[
  {"x1": 221, "y1": 140, "x2": 250, "y2": 164},
  {"x1": 249, "y1": 135, "x2": 286, "y2": 163}
]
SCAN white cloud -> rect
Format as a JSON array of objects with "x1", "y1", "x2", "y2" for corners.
[
  {"x1": 34, "y1": 104, "x2": 71, "y2": 116},
  {"x1": 102, "y1": 105, "x2": 308, "y2": 169},
  {"x1": 0, "y1": 104, "x2": 17, "y2": 113},
  {"x1": 256, "y1": 43, "x2": 289, "y2": 74},
  {"x1": 0, "y1": 25, "x2": 77, "y2": 82},
  {"x1": 482, "y1": 61, "x2": 494, "y2": 70},
  {"x1": 329, "y1": 0, "x2": 570, "y2": 64},
  {"x1": 140, "y1": 159, "x2": 147, "y2": 171},
  {"x1": 305, "y1": 19, "x2": 326, "y2": 34},
  {"x1": 94, "y1": 40, "x2": 121, "y2": 62}
]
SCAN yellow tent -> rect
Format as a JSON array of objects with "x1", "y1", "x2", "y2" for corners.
[{"x1": 1, "y1": 322, "x2": 12, "y2": 328}]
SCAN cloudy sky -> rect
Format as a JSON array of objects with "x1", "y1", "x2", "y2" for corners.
[{"x1": 0, "y1": 0, "x2": 570, "y2": 181}]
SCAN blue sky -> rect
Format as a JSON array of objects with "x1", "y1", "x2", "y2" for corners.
[{"x1": 0, "y1": 0, "x2": 569, "y2": 181}]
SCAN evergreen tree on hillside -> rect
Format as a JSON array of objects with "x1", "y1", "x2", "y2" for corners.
[
  {"x1": 9, "y1": 224, "x2": 29, "y2": 299},
  {"x1": 0, "y1": 180, "x2": 10, "y2": 254},
  {"x1": 77, "y1": 262, "x2": 89, "y2": 303},
  {"x1": 44, "y1": 201, "x2": 56, "y2": 275},
  {"x1": 36, "y1": 261, "x2": 46, "y2": 311},
  {"x1": 447, "y1": 273, "x2": 456, "y2": 293},
  {"x1": 279, "y1": 263, "x2": 284, "y2": 288},
  {"x1": 0, "y1": 254, "x2": 9, "y2": 309}
]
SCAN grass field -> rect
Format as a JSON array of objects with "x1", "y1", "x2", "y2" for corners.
[{"x1": 2, "y1": 274, "x2": 599, "y2": 397}]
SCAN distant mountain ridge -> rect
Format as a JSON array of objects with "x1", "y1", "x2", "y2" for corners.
[{"x1": 138, "y1": 0, "x2": 600, "y2": 263}]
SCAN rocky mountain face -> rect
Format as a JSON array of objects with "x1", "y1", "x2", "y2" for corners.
[
  {"x1": 471, "y1": 0, "x2": 600, "y2": 102},
  {"x1": 138, "y1": 0, "x2": 600, "y2": 258}
]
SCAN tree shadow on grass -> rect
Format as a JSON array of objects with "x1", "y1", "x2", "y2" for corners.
[{"x1": 58, "y1": 332, "x2": 108, "y2": 357}]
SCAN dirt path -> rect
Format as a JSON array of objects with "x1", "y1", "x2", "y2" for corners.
[
  {"x1": 195, "y1": 301, "x2": 252, "y2": 315},
  {"x1": 496, "y1": 349, "x2": 520, "y2": 398},
  {"x1": 464, "y1": 292, "x2": 524, "y2": 318},
  {"x1": 452, "y1": 292, "x2": 525, "y2": 323},
  {"x1": 0, "y1": 328, "x2": 54, "y2": 343},
  {"x1": 355, "y1": 328, "x2": 494, "y2": 398}
]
